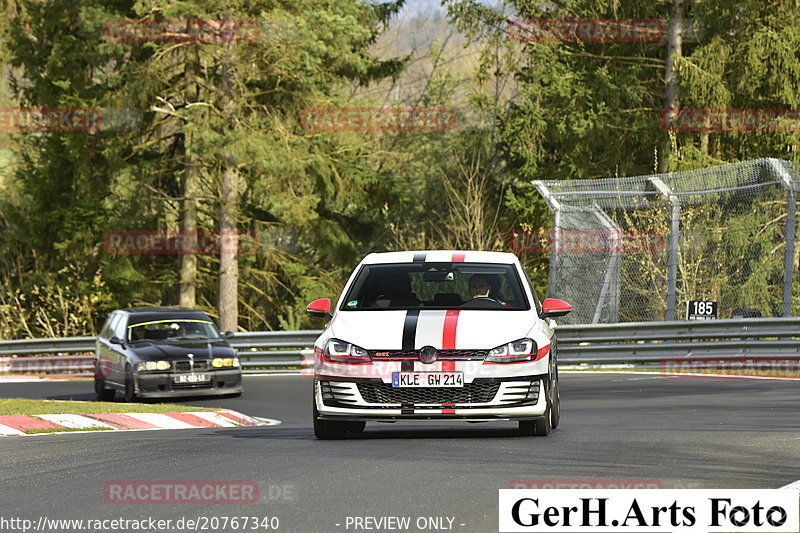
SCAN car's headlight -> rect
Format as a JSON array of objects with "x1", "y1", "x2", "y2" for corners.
[
  {"x1": 323, "y1": 339, "x2": 372, "y2": 363},
  {"x1": 484, "y1": 338, "x2": 536, "y2": 363},
  {"x1": 212, "y1": 357, "x2": 240, "y2": 368},
  {"x1": 135, "y1": 360, "x2": 171, "y2": 371}
]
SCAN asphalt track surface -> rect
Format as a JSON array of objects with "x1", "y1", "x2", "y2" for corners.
[{"x1": 1, "y1": 373, "x2": 798, "y2": 533}]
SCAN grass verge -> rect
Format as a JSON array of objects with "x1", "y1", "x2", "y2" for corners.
[{"x1": 0, "y1": 398, "x2": 220, "y2": 416}]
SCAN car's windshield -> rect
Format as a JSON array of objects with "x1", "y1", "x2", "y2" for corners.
[
  {"x1": 127, "y1": 319, "x2": 221, "y2": 343},
  {"x1": 341, "y1": 262, "x2": 530, "y2": 311}
]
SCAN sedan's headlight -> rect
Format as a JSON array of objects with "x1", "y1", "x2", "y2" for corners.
[
  {"x1": 323, "y1": 339, "x2": 372, "y2": 363},
  {"x1": 212, "y1": 357, "x2": 240, "y2": 368},
  {"x1": 484, "y1": 338, "x2": 537, "y2": 363},
  {"x1": 135, "y1": 360, "x2": 171, "y2": 371}
]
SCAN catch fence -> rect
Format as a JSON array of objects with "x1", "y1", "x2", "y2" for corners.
[{"x1": 530, "y1": 158, "x2": 800, "y2": 323}]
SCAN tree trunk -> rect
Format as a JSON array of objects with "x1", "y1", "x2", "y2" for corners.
[
  {"x1": 660, "y1": 0, "x2": 684, "y2": 173},
  {"x1": 218, "y1": 44, "x2": 238, "y2": 332},
  {"x1": 180, "y1": 48, "x2": 199, "y2": 308},
  {"x1": 179, "y1": 138, "x2": 198, "y2": 307}
]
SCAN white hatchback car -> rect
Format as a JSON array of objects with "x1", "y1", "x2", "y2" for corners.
[{"x1": 306, "y1": 250, "x2": 571, "y2": 439}]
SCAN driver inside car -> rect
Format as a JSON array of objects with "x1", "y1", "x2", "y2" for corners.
[
  {"x1": 468, "y1": 274, "x2": 492, "y2": 299},
  {"x1": 468, "y1": 274, "x2": 510, "y2": 306}
]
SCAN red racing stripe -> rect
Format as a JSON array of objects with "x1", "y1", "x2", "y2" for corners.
[
  {"x1": 441, "y1": 310, "x2": 460, "y2": 373},
  {"x1": 451, "y1": 252, "x2": 465, "y2": 262}
]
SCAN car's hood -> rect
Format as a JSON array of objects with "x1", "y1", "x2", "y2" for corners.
[
  {"x1": 329, "y1": 310, "x2": 536, "y2": 350},
  {"x1": 128, "y1": 339, "x2": 234, "y2": 360}
]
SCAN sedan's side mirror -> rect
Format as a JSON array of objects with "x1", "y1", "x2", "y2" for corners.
[
  {"x1": 306, "y1": 298, "x2": 333, "y2": 320},
  {"x1": 222, "y1": 331, "x2": 234, "y2": 340},
  {"x1": 539, "y1": 298, "x2": 572, "y2": 319},
  {"x1": 109, "y1": 336, "x2": 125, "y2": 346}
]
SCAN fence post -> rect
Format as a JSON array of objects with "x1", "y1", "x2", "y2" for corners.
[
  {"x1": 548, "y1": 208, "x2": 561, "y2": 297},
  {"x1": 650, "y1": 177, "x2": 680, "y2": 320},
  {"x1": 781, "y1": 181, "x2": 797, "y2": 317},
  {"x1": 769, "y1": 159, "x2": 798, "y2": 317},
  {"x1": 533, "y1": 181, "x2": 563, "y2": 298}
]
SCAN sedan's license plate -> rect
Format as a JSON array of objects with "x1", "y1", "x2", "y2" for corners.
[
  {"x1": 174, "y1": 373, "x2": 211, "y2": 384},
  {"x1": 392, "y1": 372, "x2": 464, "y2": 388}
]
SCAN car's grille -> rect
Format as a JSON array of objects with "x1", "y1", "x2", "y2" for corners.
[
  {"x1": 172, "y1": 381, "x2": 214, "y2": 390},
  {"x1": 174, "y1": 360, "x2": 210, "y2": 371},
  {"x1": 369, "y1": 349, "x2": 488, "y2": 361},
  {"x1": 356, "y1": 381, "x2": 501, "y2": 404},
  {"x1": 319, "y1": 381, "x2": 359, "y2": 405}
]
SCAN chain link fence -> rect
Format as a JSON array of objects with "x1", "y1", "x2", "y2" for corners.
[{"x1": 531, "y1": 158, "x2": 800, "y2": 324}]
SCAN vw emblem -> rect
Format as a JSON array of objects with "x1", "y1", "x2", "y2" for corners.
[{"x1": 418, "y1": 346, "x2": 438, "y2": 364}]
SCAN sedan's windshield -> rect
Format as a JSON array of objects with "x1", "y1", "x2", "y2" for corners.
[
  {"x1": 127, "y1": 319, "x2": 221, "y2": 343},
  {"x1": 341, "y1": 262, "x2": 530, "y2": 311}
]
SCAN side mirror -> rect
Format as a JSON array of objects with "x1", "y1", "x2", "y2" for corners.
[
  {"x1": 306, "y1": 298, "x2": 333, "y2": 320},
  {"x1": 539, "y1": 298, "x2": 572, "y2": 319},
  {"x1": 222, "y1": 331, "x2": 234, "y2": 340},
  {"x1": 109, "y1": 336, "x2": 125, "y2": 346}
]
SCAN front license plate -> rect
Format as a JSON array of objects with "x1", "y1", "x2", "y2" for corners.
[
  {"x1": 392, "y1": 372, "x2": 464, "y2": 388},
  {"x1": 174, "y1": 373, "x2": 212, "y2": 384}
]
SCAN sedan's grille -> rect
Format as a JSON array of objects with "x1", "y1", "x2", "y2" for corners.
[
  {"x1": 172, "y1": 381, "x2": 213, "y2": 390},
  {"x1": 174, "y1": 360, "x2": 210, "y2": 371},
  {"x1": 369, "y1": 349, "x2": 488, "y2": 361},
  {"x1": 357, "y1": 381, "x2": 501, "y2": 404}
]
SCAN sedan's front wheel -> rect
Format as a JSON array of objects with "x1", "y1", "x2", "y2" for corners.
[
  {"x1": 94, "y1": 377, "x2": 115, "y2": 401},
  {"x1": 123, "y1": 365, "x2": 137, "y2": 403}
]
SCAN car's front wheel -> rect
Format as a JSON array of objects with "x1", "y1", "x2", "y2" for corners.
[
  {"x1": 312, "y1": 402, "x2": 362, "y2": 439},
  {"x1": 123, "y1": 364, "x2": 137, "y2": 403},
  {"x1": 94, "y1": 376, "x2": 115, "y2": 401},
  {"x1": 520, "y1": 375, "x2": 554, "y2": 437},
  {"x1": 550, "y1": 369, "x2": 560, "y2": 430}
]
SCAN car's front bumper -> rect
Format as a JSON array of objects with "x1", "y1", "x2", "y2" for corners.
[
  {"x1": 134, "y1": 369, "x2": 242, "y2": 398},
  {"x1": 314, "y1": 376, "x2": 547, "y2": 421}
]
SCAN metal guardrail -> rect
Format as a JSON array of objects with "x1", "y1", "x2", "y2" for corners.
[
  {"x1": 0, "y1": 318, "x2": 798, "y2": 376},
  {"x1": 556, "y1": 317, "x2": 800, "y2": 365}
]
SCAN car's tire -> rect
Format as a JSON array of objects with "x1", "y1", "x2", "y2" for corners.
[
  {"x1": 520, "y1": 376, "x2": 553, "y2": 437},
  {"x1": 123, "y1": 364, "x2": 137, "y2": 403},
  {"x1": 518, "y1": 419, "x2": 536, "y2": 436},
  {"x1": 532, "y1": 392, "x2": 552, "y2": 436},
  {"x1": 550, "y1": 370, "x2": 560, "y2": 430},
  {"x1": 94, "y1": 377, "x2": 115, "y2": 401},
  {"x1": 312, "y1": 401, "x2": 350, "y2": 440}
]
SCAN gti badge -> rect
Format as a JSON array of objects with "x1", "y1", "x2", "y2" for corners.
[{"x1": 418, "y1": 346, "x2": 438, "y2": 364}]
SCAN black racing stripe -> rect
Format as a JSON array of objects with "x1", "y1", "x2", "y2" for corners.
[
  {"x1": 412, "y1": 252, "x2": 427, "y2": 262},
  {"x1": 402, "y1": 310, "x2": 420, "y2": 351},
  {"x1": 401, "y1": 360, "x2": 414, "y2": 372}
]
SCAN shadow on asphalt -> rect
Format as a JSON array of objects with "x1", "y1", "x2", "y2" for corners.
[{"x1": 216, "y1": 424, "x2": 533, "y2": 440}]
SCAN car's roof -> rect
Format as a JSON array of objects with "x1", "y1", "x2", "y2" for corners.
[
  {"x1": 360, "y1": 250, "x2": 519, "y2": 265},
  {"x1": 115, "y1": 307, "x2": 215, "y2": 324},
  {"x1": 120, "y1": 306, "x2": 204, "y2": 314}
]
